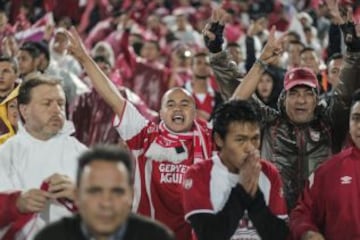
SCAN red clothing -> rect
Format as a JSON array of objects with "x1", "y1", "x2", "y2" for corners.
[
  {"x1": 71, "y1": 87, "x2": 158, "y2": 146},
  {"x1": 183, "y1": 154, "x2": 287, "y2": 240},
  {"x1": 290, "y1": 146, "x2": 360, "y2": 240},
  {"x1": 84, "y1": 18, "x2": 116, "y2": 49},
  {"x1": 0, "y1": 192, "x2": 22, "y2": 228},
  {"x1": 117, "y1": 30, "x2": 170, "y2": 111},
  {"x1": 114, "y1": 102, "x2": 213, "y2": 240}
]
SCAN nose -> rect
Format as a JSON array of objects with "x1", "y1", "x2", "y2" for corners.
[
  {"x1": 243, "y1": 140, "x2": 256, "y2": 153},
  {"x1": 99, "y1": 192, "x2": 113, "y2": 209},
  {"x1": 296, "y1": 94, "x2": 306, "y2": 104},
  {"x1": 50, "y1": 102, "x2": 63, "y2": 114}
]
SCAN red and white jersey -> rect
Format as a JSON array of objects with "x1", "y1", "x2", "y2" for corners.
[
  {"x1": 183, "y1": 154, "x2": 287, "y2": 240},
  {"x1": 114, "y1": 102, "x2": 213, "y2": 240}
]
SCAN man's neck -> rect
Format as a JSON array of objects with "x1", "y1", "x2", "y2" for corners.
[
  {"x1": 25, "y1": 126, "x2": 53, "y2": 141},
  {"x1": 192, "y1": 77, "x2": 209, "y2": 93},
  {"x1": 0, "y1": 87, "x2": 14, "y2": 102}
]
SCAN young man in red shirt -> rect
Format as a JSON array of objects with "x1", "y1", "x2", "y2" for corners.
[{"x1": 183, "y1": 100, "x2": 289, "y2": 240}]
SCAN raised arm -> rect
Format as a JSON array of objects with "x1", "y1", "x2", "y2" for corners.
[
  {"x1": 65, "y1": 27, "x2": 126, "y2": 117},
  {"x1": 204, "y1": 8, "x2": 282, "y2": 101}
]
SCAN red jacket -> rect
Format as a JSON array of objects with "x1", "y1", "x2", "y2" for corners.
[
  {"x1": 290, "y1": 146, "x2": 360, "y2": 240},
  {"x1": 0, "y1": 191, "x2": 22, "y2": 228}
]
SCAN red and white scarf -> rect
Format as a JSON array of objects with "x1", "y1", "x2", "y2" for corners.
[{"x1": 145, "y1": 121, "x2": 212, "y2": 164}]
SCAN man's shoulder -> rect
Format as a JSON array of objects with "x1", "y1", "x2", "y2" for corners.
[
  {"x1": 315, "y1": 147, "x2": 354, "y2": 175},
  {"x1": 127, "y1": 214, "x2": 175, "y2": 239},
  {"x1": 186, "y1": 158, "x2": 214, "y2": 177},
  {"x1": 34, "y1": 215, "x2": 84, "y2": 240}
]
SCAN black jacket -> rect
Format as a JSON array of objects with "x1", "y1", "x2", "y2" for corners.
[{"x1": 34, "y1": 214, "x2": 175, "y2": 240}]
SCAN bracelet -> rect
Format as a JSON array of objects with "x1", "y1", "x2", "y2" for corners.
[{"x1": 255, "y1": 59, "x2": 268, "y2": 70}]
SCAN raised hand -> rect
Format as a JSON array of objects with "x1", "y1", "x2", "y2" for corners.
[
  {"x1": 64, "y1": 27, "x2": 90, "y2": 63},
  {"x1": 203, "y1": 8, "x2": 231, "y2": 53},
  {"x1": 325, "y1": 0, "x2": 346, "y2": 25},
  {"x1": 258, "y1": 26, "x2": 283, "y2": 65}
]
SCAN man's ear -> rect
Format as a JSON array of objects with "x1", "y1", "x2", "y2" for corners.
[
  {"x1": 159, "y1": 108, "x2": 164, "y2": 121},
  {"x1": 73, "y1": 187, "x2": 79, "y2": 207},
  {"x1": 214, "y1": 132, "x2": 224, "y2": 149},
  {"x1": 19, "y1": 104, "x2": 27, "y2": 122}
]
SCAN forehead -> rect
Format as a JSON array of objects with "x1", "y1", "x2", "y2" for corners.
[
  {"x1": 194, "y1": 55, "x2": 209, "y2": 63},
  {"x1": 18, "y1": 49, "x2": 32, "y2": 57},
  {"x1": 54, "y1": 33, "x2": 67, "y2": 41},
  {"x1": 0, "y1": 61, "x2": 13, "y2": 69},
  {"x1": 351, "y1": 102, "x2": 360, "y2": 114},
  {"x1": 81, "y1": 161, "x2": 129, "y2": 185},
  {"x1": 30, "y1": 84, "x2": 65, "y2": 101},
  {"x1": 162, "y1": 88, "x2": 194, "y2": 103},
  {"x1": 301, "y1": 50, "x2": 317, "y2": 58},
  {"x1": 226, "y1": 121, "x2": 260, "y2": 136},
  {"x1": 329, "y1": 58, "x2": 343, "y2": 68},
  {"x1": 287, "y1": 85, "x2": 315, "y2": 93}
]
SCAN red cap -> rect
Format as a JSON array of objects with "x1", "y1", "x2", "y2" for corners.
[{"x1": 284, "y1": 67, "x2": 319, "y2": 91}]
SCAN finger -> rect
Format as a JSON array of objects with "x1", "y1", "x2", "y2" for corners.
[
  {"x1": 28, "y1": 199, "x2": 47, "y2": 211},
  {"x1": 49, "y1": 182, "x2": 72, "y2": 193},
  {"x1": 30, "y1": 191, "x2": 50, "y2": 203},
  {"x1": 268, "y1": 25, "x2": 277, "y2": 44},
  {"x1": 220, "y1": 11, "x2": 230, "y2": 25},
  {"x1": 206, "y1": 31, "x2": 216, "y2": 40},
  {"x1": 346, "y1": 8, "x2": 353, "y2": 22},
  {"x1": 51, "y1": 190, "x2": 67, "y2": 199},
  {"x1": 213, "y1": 8, "x2": 220, "y2": 22}
]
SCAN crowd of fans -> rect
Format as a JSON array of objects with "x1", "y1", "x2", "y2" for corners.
[{"x1": 0, "y1": 0, "x2": 360, "y2": 239}]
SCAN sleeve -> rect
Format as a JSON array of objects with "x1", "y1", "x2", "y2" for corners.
[
  {"x1": 245, "y1": 36, "x2": 256, "y2": 72},
  {"x1": 188, "y1": 185, "x2": 247, "y2": 240},
  {"x1": 210, "y1": 51, "x2": 280, "y2": 123},
  {"x1": 327, "y1": 50, "x2": 360, "y2": 152},
  {"x1": 326, "y1": 24, "x2": 342, "y2": 61},
  {"x1": 113, "y1": 101, "x2": 151, "y2": 149},
  {"x1": 183, "y1": 164, "x2": 246, "y2": 240},
  {"x1": 120, "y1": 29, "x2": 137, "y2": 70},
  {"x1": 209, "y1": 51, "x2": 242, "y2": 100},
  {"x1": 0, "y1": 191, "x2": 23, "y2": 227},
  {"x1": 289, "y1": 173, "x2": 322, "y2": 240}
]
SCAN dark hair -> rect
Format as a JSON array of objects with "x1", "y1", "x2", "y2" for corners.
[
  {"x1": 286, "y1": 31, "x2": 301, "y2": 42},
  {"x1": 226, "y1": 42, "x2": 240, "y2": 48},
  {"x1": 300, "y1": 47, "x2": 316, "y2": 55},
  {"x1": 93, "y1": 55, "x2": 111, "y2": 67},
  {"x1": 212, "y1": 100, "x2": 261, "y2": 141},
  {"x1": 193, "y1": 51, "x2": 208, "y2": 59},
  {"x1": 0, "y1": 56, "x2": 18, "y2": 73},
  {"x1": 18, "y1": 76, "x2": 62, "y2": 105},
  {"x1": 144, "y1": 40, "x2": 161, "y2": 51},
  {"x1": 26, "y1": 41, "x2": 50, "y2": 61},
  {"x1": 351, "y1": 89, "x2": 360, "y2": 108},
  {"x1": 289, "y1": 40, "x2": 305, "y2": 48},
  {"x1": 303, "y1": 26, "x2": 312, "y2": 33},
  {"x1": 327, "y1": 53, "x2": 343, "y2": 64},
  {"x1": 76, "y1": 145, "x2": 133, "y2": 186},
  {"x1": 19, "y1": 42, "x2": 42, "y2": 59}
]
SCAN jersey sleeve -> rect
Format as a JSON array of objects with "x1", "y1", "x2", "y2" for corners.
[
  {"x1": 289, "y1": 172, "x2": 321, "y2": 240},
  {"x1": 182, "y1": 162, "x2": 214, "y2": 220},
  {"x1": 113, "y1": 101, "x2": 153, "y2": 150},
  {"x1": 263, "y1": 161, "x2": 288, "y2": 218}
]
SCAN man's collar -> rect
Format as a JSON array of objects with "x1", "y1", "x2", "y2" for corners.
[{"x1": 81, "y1": 218, "x2": 128, "y2": 240}]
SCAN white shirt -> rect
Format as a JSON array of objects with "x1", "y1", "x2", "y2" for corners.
[{"x1": 0, "y1": 121, "x2": 87, "y2": 239}]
